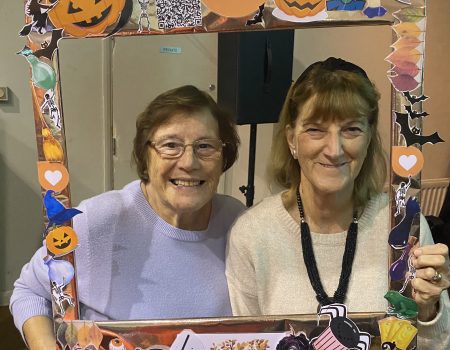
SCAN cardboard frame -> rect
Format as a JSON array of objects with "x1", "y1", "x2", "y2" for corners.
[{"x1": 19, "y1": 1, "x2": 434, "y2": 349}]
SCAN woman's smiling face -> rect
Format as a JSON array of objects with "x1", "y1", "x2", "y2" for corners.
[
  {"x1": 145, "y1": 110, "x2": 223, "y2": 226},
  {"x1": 286, "y1": 97, "x2": 371, "y2": 197}
]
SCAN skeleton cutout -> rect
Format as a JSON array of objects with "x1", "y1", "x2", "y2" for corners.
[
  {"x1": 40, "y1": 89, "x2": 61, "y2": 130},
  {"x1": 398, "y1": 255, "x2": 416, "y2": 294},
  {"x1": 51, "y1": 280, "x2": 74, "y2": 315},
  {"x1": 138, "y1": 0, "x2": 151, "y2": 33},
  {"x1": 395, "y1": 175, "x2": 411, "y2": 217}
]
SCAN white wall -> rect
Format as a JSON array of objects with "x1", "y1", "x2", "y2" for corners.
[{"x1": 0, "y1": 2, "x2": 44, "y2": 304}]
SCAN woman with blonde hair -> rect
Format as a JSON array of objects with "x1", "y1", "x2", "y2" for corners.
[{"x1": 226, "y1": 57, "x2": 450, "y2": 348}]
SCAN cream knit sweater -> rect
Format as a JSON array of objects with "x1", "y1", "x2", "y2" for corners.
[{"x1": 226, "y1": 192, "x2": 450, "y2": 349}]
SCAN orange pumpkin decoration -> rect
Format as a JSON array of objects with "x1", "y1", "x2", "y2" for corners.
[
  {"x1": 48, "y1": 0, "x2": 125, "y2": 38},
  {"x1": 274, "y1": 0, "x2": 325, "y2": 18},
  {"x1": 46, "y1": 226, "x2": 78, "y2": 256},
  {"x1": 202, "y1": 0, "x2": 265, "y2": 18}
]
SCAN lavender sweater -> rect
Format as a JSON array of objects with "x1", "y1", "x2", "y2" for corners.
[{"x1": 10, "y1": 180, "x2": 245, "y2": 334}]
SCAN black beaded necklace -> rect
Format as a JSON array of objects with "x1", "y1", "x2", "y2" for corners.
[{"x1": 296, "y1": 186, "x2": 358, "y2": 306}]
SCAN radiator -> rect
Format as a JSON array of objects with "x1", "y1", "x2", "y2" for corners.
[{"x1": 421, "y1": 178, "x2": 450, "y2": 217}]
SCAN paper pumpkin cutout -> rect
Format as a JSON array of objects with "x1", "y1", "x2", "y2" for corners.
[
  {"x1": 48, "y1": 0, "x2": 126, "y2": 37},
  {"x1": 202, "y1": 0, "x2": 265, "y2": 18},
  {"x1": 38, "y1": 161, "x2": 70, "y2": 192},
  {"x1": 274, "y1": 0, "x2": 326, "y2": 18},
  {"x1": 46, "y1": 226, "x2": 79, "y2": 256},
  {"x1": 391, "y1": 146, "x2": 424, "y2": 177}
]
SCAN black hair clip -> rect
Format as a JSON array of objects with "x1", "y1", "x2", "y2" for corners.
[
  {"x1": 321, "y1": 57, "x2": 369, "y2": 80},
  {"x1": 293, "y1": 57, "x2": 369, "y2": 88}
]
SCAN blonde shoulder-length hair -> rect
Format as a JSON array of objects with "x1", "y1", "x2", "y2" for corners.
[{"x1": 269, "y1": 58, "x2": 387, "y2": 209}]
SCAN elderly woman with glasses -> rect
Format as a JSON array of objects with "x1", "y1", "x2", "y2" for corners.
[{"x1": 11, "y1": 85, "x2": 245, "y2": 350}]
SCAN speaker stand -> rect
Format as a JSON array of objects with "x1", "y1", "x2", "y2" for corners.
[{"x1": 239, "y1": 124, "x2": 257, "y2": 207}]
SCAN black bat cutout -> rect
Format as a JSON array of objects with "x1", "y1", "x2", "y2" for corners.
[
  {"x1": 405, "y1": 105, "x2": 429, "y2": 119},
  {"x1": 246, "y1": 5, "x2": 265, "y2": 26},
  {"x1": 395, "y1": 112, "x2": 444, "y2": 146},
  {"x1": 403, "y1": 91, "x2": 428, "y2": 105},
  {"x1": 34, "y1": 29, "x2": 63, "y2": 60}
]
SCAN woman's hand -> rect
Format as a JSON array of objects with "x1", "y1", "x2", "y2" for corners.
[
  {"x1": 23, "y1": 315, "x2": 58, "y2": 350},
  {"x1": 411, "y1": 243, "x2": 450, "y2": 321}
]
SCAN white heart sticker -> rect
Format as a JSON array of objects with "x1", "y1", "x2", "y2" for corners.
[
  {"x1": 44, "y1": 170, "x2": 63, "y2": 186},
  {"x1": 399, "y1": 155, "x2": 417, "y2": 171}
]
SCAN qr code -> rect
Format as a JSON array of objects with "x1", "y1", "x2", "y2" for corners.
[{"x1": 156, "y1": 0, "x2": 202, "y2": 29}]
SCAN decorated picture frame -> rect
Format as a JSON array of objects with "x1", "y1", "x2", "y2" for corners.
[{"x1": 19, "y1": 0, "x2": 440, "y2": 349}]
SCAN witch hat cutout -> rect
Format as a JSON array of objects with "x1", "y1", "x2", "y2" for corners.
[{"x1": 44, "y1": 190, "x2": 82, "y2": 230}]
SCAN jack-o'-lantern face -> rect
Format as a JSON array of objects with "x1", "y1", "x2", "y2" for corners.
[
  {"x1": 48, "y1": 0, "x2": 126, "y2": 37},
  {"x1": 46, "y1": 226, "x2": 78, "y2": 256},
  {"x1": 275, "y1": 0, "x2": 326, "y2": 18}
]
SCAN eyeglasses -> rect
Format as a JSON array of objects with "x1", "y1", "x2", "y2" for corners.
[{"x1": 149, "y1": 138, "x2": 225, "y2": 160}]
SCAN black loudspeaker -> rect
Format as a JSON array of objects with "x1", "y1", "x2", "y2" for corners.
[{"x1": 218, "y1": 30, "x2": 294, "y2": 125}]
